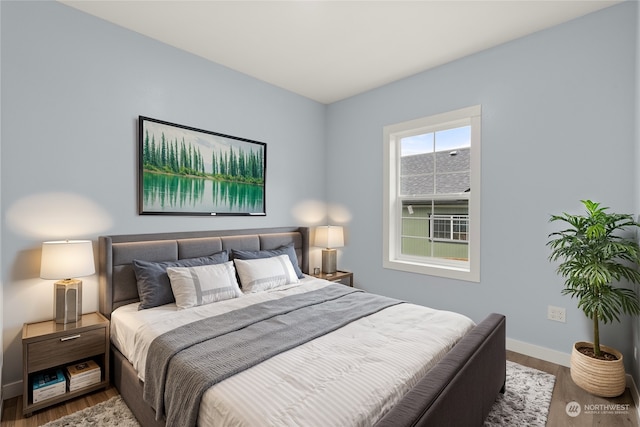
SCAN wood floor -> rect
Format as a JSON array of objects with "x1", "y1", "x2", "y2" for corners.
[
  {"x1": 506, "y1": 350, "x2": 638, "y2": 427},
  {"x1": 1, "y1": 386, "x2": 119, "y2": 427},
  {"x1": 1, "y1": 351, "x2": 638, "y2": 426}
]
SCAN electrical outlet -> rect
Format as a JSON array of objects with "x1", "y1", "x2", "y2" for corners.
[{"x1": 548, "y1": 305, "x2": 566, "y2": 323}]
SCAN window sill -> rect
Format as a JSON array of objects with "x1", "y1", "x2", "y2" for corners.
[{"x1": 383, "y1": 258, "x2": 479, "y2": 282}]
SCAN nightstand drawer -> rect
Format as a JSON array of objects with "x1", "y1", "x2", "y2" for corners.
[{"x1": 27, "y1": 327, "x2": 106, "y2": 373}]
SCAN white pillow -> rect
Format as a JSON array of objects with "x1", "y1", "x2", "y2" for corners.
[
  {"x1": 234, "y1": 254, "x2": 299, "y2": 293},
  {"x1": 167, "y1": 261, "x2": 242, "y2": 309}
]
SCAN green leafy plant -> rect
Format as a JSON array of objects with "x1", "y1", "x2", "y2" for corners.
[{"x1": 547, "y1": 200, "x2": 640, "y2": 358}]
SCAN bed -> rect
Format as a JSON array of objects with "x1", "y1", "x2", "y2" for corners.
[{"x1": 98, "y1": 226, "x2": 506, "y2": 427}]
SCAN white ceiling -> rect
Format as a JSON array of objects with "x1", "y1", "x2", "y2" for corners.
[{"x1": 59, "y1": 0, "x2": 621, "y2": 104}]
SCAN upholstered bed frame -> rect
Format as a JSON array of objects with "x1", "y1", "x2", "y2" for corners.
[{"x1": 98, "y1": 226, "x2": 506, "y2": 427}]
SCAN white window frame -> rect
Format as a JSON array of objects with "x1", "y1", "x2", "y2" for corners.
[{"x1": 383, "y1": 105, "x2": 481, "y2": 282}]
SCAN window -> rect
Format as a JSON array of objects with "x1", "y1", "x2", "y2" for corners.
[{"x1": 383, "y1": 105, "x2": 480, "y2": 282}]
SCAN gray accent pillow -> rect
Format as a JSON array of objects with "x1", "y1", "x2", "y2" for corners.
[
  {"x1": 232, "y1": 243, "x2": 304, "y2": 278},
  {"x1": 132, "y1": 250, "x2": 229, "y2": 310}
]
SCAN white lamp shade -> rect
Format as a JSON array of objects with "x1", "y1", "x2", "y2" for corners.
[
  {"x1": 40, "y1": 240, "x2": 95, "y2": 280},
  {"x1": 314, "y1": 226, "x2": 344, "y2": 249}
]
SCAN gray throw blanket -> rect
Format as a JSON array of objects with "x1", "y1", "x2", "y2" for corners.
[{"x1": 144, "y1": 285, "x2": 402, "y2": 427}]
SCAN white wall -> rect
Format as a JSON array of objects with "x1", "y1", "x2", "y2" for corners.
[
  {"x1": 326, "y1": 2, "x2": 639, "y2": 370},
  {"x1": 1, "y1": 1, "x2": 326, "y2": 396}
]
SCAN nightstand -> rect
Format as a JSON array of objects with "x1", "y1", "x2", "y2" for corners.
[
  {"x1": 22, "y1": 312, "x2": 110, "y2": 416},
  {"x1": 314, "y1": 270, "x2": 354, "y2": 287}
]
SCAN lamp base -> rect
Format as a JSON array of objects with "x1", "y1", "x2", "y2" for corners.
[
  {"x1": 54, "y1": 279, "x2": 82, "y2": 324},
  {"x1": 321, "y1": 248, "x2": 338, "y2": 275}
]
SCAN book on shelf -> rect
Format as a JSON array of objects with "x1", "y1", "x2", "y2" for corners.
[
  {"x1": 68, "y1": 372, "x2": 101, "y2": 391},
  {"x1": 66, "y1": 359, "x2": 100, "y2": 379},
  {"x1": 32, "y1": 369, "x2": 66, "y2": 403},
  {"x1": 66, "y1": 359, "x2": 101, "y2": 391}
]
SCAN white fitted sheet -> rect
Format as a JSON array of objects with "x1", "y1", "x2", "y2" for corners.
[{"x1": 111, "y1": 276, "x2": 475, "y2": 427}]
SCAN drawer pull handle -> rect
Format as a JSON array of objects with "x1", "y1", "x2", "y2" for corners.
[{"x1": 60, "y1": 334, "x2": 81, "y2": 342}]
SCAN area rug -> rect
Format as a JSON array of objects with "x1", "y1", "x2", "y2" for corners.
[
  {"x1": 484, "y1": 360, "x2": 556, "y2": 426},
  {"x1": 41, "y1": 361, "x2": 555, "y2": 426},
  {"x1": 40, "y1": 396, "x2": 139, "y2": 427}
]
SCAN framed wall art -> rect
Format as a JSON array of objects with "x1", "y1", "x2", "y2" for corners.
[{"x1": 138, "y1": 116, "x2": 266, "y2": 216}]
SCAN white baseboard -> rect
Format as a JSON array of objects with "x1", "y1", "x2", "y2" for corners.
[
  {"x1": 506, "y1": 338, "x2": 571, "y2": 367},
  {"x1": 2, "y1": 380, "x2": 22, "y2": 400}
]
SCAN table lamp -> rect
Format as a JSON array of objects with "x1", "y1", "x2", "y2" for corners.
[
  {"x1": 314, "y1": 225, "x2": 344, "y2": 275},
  {"x1": 40, "y1": 240, "x2": 95, "y2": 324}
]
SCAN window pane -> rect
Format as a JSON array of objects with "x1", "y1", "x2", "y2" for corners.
[
  {"x1": 402, "y1": 203, "x2": 432, "y2": 257},
  {"x1": 435, "y1": 171, "x2": 469, "y2": 194},
  {"x1": 401, "y1": 132, "x2": 434, "y2": 157},
  {"x1": 401, "y1": 174, "x2": 434, "y2": 196},
  {"x1": 400, "y1": 133, "x2": 434, "y2": 196},
  {"x1": 400, "y1": 126, "x2": 471, "y2": 196},
  {"x1": 434, "y1": 126, "x2": 470, "y2": 195},
  {"x1": 434, "y1": 126, "x2": 471, "y2": 152},
  {"x1": 401, "y1": 200, "x2": 469, "y2": 261}
]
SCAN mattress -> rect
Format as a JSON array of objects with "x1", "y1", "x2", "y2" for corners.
[{"x1": 110, "y1": 276, "x2": 475, "y2": 427}]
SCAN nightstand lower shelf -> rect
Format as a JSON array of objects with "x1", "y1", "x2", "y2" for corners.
[{"x1": 24, "y1": 380, "x2": 109, "y2": 416}]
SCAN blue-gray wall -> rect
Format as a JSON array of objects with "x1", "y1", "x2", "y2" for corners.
[
  {"x1": 0, "y1": 0, "x2": 326, "y2": 391},
  {"x1": 2, "y1": 0, "x2": 639, "y2": 396},
  {"x1": 327, "y1": 1, "x2": 638, "y2": 372}
]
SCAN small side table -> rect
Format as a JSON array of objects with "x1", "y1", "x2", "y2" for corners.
[
  {"x1": 313, "y1": 270, "x2": 353, "y2": 287},
  {"x1": 22, "y1": 312, "x2": 110, "y2": 416}
]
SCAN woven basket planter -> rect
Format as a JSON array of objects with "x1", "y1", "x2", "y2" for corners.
[{"x1": 570, "y1": 341, "x2": 625, "y2": 397}]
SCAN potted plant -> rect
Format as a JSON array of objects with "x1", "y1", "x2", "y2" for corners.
[{"x1": 547, "y1": 200, "x2": 640, "y2": 397}]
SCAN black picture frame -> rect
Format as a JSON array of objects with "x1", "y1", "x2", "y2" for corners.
[{"x1": 138, "y1": 116, "x2": 266, "y2": 216}]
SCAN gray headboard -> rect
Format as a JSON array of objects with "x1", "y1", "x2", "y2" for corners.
[{"x1": 98, "y1": 226, "x2": 310, "y2": 318}]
